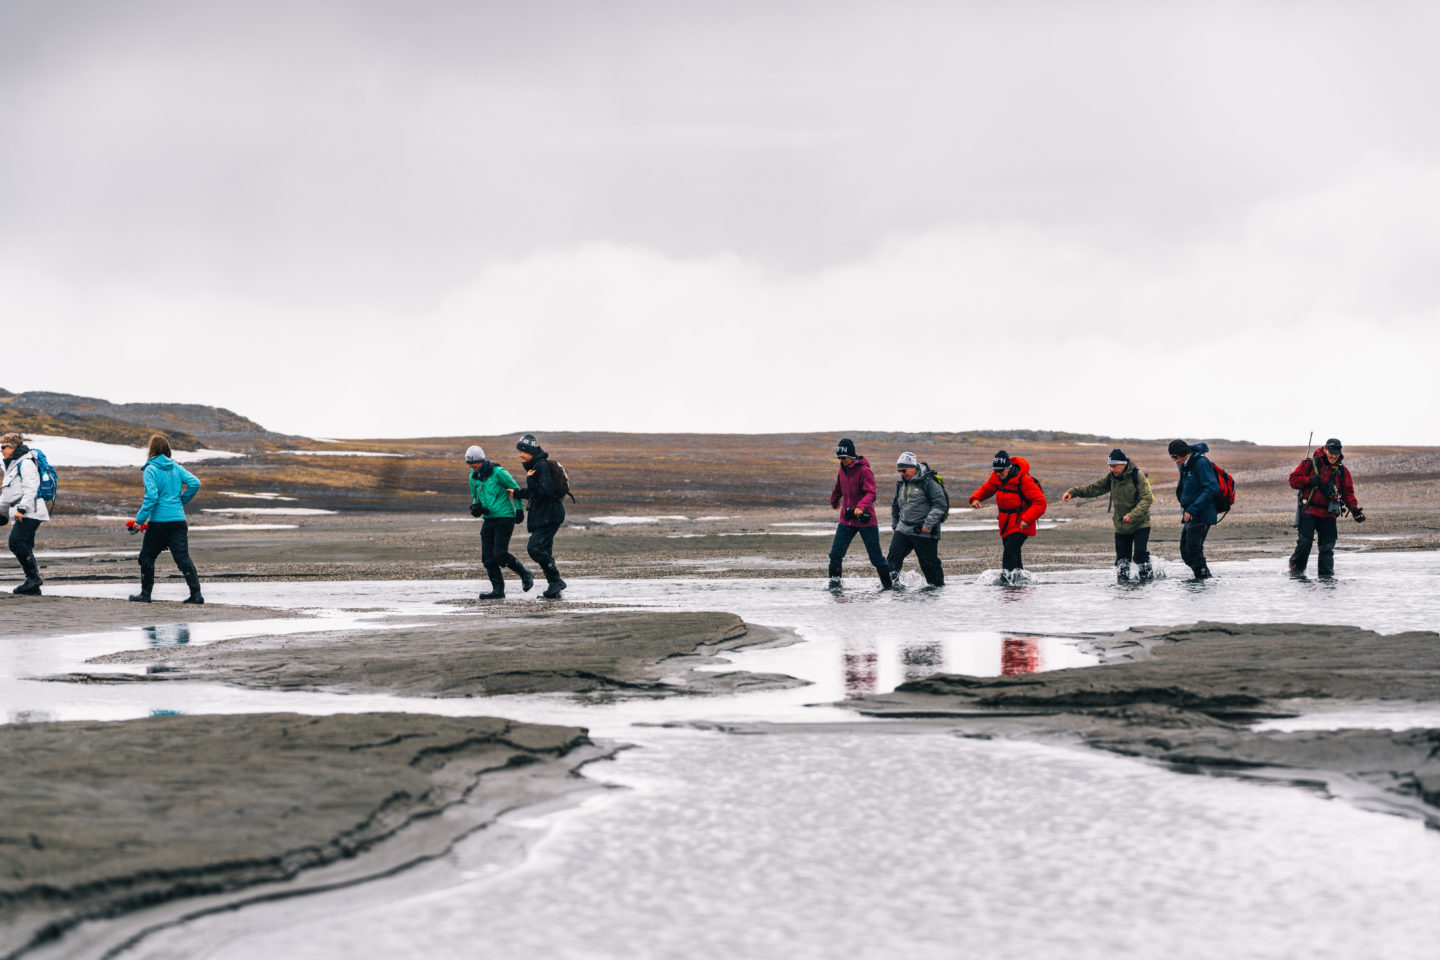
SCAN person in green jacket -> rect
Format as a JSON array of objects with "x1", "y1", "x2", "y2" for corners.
[
  {"x1": 466, "y1": 445, "x2": 534, "y2": 600},
  {"x1": 1061, "y1": 448, "x2": 1155, "y2": 581}
]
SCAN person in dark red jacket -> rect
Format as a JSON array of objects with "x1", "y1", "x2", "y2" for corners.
[
  {"x1": 968, "y1": 451, "x2": 1047, "y2": 574},
  {"x1": 1288, "y1": 437, "x2": 1364, "y2": 577},
  {"x1": 828, "y1": 438, "x2": 892, "y2": 589}
]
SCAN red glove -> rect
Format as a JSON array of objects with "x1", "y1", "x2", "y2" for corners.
[{"x1": 126, "y1": 520, "x2": 148, "y2": 535}]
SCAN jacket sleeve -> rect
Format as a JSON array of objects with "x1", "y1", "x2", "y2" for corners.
[
  {"x1": 1341, "y1": 466, "x2": 1359, "y2": 511},
  {"x1": 1185, "y1": 457, "x2": 1219, "y2": 512},
  {"x1": 14, "y1": 459, "x2": 39, "y2": 515},
  {"x1": 1130, "y1": 473, "x2": 1154, "y2": 524},
  {"x1": 1068, "y1": 475, "x2": 1110, "y2": 499},
  {"x1": 922, "y1": 477, "x2": 947, "y2": 529},
  {"x1": 1018, "y1": 475, "x2": 1047, "y2": 526},
  {"x1": 890, "y1": 482, "x2": 900, "y2": 529},
  {"x1": 970, "y1": 474, "x2": 1000, "y2": 504},
  {"x1": 495, "y1": 466, "x2": 521, "y2": 492},
  {"x1": 830, "y1": 473, "x2": 842, "y2": 511},
  {"x1": 177, "y1": 464, "x2": 202, "y2": 505},
  {"x1": 1288, "y1": 459, "x2": 1314, "y2": 491},
  {"x1": 857, "y1": 466, "x2": 877, "y2": 514},
  {"x1": 136, "y1": 465, "x2": 160, "y2": 524}
]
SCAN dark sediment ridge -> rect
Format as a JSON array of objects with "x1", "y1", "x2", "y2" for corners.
[
  {"x1": 844, "y1": 622, "x2": 1440, "y2": 827},
  {"x1": 0, "y1": 712, "x2": 602, "y2": 960},
  {"x1": 51, "y1": 610, "x2": 800, "y2": 698}
]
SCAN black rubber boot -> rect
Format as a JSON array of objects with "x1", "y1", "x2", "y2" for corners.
[
  {"x1": 478, "y1": 566, "x2": 506, "y2": 601},
  {"x1": 13, "y1": 565, "x2": 42, "y2": 595},
  {"x1": 876, "y1": 565, "x2": 894, "y2": 590},
  {"x1": 181, "y1": 569, "x2": 205, "y2": 605},
  {"x1": 1136, "y1": 562, "x2": 1153, "y2": 581},
  {"x1": 541, "y1": 564, "x2": 567, "y2": 599},
  {"x1": 1115, "y1": 559, "x2": 1131, "y2": 582},
  {"x1": 508, "y1": 558, "x2": 535, "y2": 592},
  {"x1": 129, "y1": 565, "x2": 154, "y2": 602}
]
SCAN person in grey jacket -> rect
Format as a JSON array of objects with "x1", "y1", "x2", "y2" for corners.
[
  {"x1": 887, "y1": 451, "x2": 947, "y2": 586},
  {"x1": 1, "y1": 432, "x2": 50, "y2": 595}
]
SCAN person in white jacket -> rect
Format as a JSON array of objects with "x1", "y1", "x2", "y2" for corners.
[{"x1": 0, "y1": 432, "x2": 51, "y2": 595}]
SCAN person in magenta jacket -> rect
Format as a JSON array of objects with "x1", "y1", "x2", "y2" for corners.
[{"x1": 828, "y1": 438, "x2": 892, "y2": 589}]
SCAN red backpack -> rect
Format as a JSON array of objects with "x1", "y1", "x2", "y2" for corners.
[{"x1": 1211, "y1": 462, "x2": 1237, "y2": 521}]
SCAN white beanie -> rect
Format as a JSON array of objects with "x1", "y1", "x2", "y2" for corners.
[
  {"x1": 896, "y1": 451, "x2": 919, "y2": 468},
  {"x1": 464, "y1": 445, "x2": 486, "y2": 464}
]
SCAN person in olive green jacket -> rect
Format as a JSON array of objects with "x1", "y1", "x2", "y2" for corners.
[
  {"x1": 1061, "y1": 448, "x2": 1155, "y2": 581},
  {"x1": 466, "y1": 444, "x2": 534, "y2": 600}
]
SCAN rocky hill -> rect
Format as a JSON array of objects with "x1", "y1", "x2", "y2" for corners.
[{"x1": 0, "y1": 390, "x2": 299, "y2": 451}]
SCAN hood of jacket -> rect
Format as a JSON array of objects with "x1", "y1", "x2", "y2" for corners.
[
  {"x1": 146, "y1": 454, "x2": 177, "y2": 472},
  {"x1": 998, "y1": 456, "x2": 1032, "y2": 484},
  {"x1": 3, "y1": 443, "x2": 30, "y2": 469},
  {"x1": 1189, "y1": 442, "x2": 1210, "y2": 457},
  {"x1": 841, "y1": 455, "x2": 871, "y2": 476}
]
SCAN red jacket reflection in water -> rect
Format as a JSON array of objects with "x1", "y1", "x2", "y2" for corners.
[{"x1": 1001, "y1": 637, "x2": 1041, "y2": 675}]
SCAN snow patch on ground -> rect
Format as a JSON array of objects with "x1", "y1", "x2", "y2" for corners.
[
  {"x1": 22, "y1": 436, "x2": 246, "y2": 468},
  {"x1": 278, "y1": 450, "x2": 403, "y2": 458},
  {"x1": 201, "y1": 508, "x2": 337, "y2": 516},
  {"x1": 219, "y1": 491, "x2": 299, "y2": 502}
]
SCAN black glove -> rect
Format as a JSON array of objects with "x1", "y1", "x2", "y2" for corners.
[
  {"x1": 514, "y1": 508, "x2": 525, "y2": 523},
  {"x1": 1353, "y1": 508, "x2": 1366, "y2": 523},
  {"x1": 0, "y1": 512, "x2": 8, "y2": 528},
  {"x1": 469, "y1": 502, "x2": 484, "y2": 518}
]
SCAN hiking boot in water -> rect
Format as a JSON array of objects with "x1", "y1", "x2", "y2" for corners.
[
  {"x1": 1114, "y1": 559, "x2": 1131, "y2": 583},
  {"x1": 877, "y1": 565, "x2": 894, "y2": 590},
  {"x1": 181, "y1": 570, "x2": 204, "y2": 604},
  {"x1": 1136, "y1": 562, "x2": 1153, "y2": 582}
]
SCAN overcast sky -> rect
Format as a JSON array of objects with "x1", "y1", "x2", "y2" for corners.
[{"x1": 3, "y1": 1, "x2": 1437, "y2": 443}]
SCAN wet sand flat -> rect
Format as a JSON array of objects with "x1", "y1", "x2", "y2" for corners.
[
  {"x1": 0, "y1": 712, "x2": 601, "y2": 960},
  {"x1": 844, "y1": 622, "x2": 1440, "y2": 826},
  {"x1": 0, "y1": 594, "x2": 292, "y2": 638}
]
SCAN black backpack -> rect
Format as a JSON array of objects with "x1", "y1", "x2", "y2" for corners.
[{"x1": 546, "y1": 460, "x2": 576, "y2": 503}]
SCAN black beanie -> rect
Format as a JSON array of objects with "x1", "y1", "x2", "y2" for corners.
[
  {"x1": 835, "y1": 438, "x2": 858, "y2": 459},
  {"x1": 516, "y1": 433, "x2": 544, "y2": 456},
  {"x1": 1168, "y1": 439, "x2": 1190, "y2": 458},
  {"x1": 1106, "y1": 449, "x2": 1128, "y2": 465},
  {"x1": 992, "y1": 450, "x2": 1010, "y2": 471}
]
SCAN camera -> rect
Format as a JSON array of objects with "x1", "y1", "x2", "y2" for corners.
[{"x1": 1327, "y1": 500, "x2": 1345, "y2": 517}]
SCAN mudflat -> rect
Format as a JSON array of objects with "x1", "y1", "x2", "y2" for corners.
[
  {"x1": 0, "y1": 712, "x2": 602, "y2": 960},
  {"x1": 844, "y1": 622, "x2": 1440, "y2": 827}
]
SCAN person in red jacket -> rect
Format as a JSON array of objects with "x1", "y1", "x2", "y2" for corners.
[
  {"x1": 1288, "y1": 437, "x2": 1364, "y2": 577},
  {"x1": 969, "y1": 450, "x2": 1047, "y2": 574},
  {"x1": 828, "y1": 438, "x2": 892, "y2": 589}
]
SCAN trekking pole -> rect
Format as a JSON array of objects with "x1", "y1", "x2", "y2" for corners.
[{"x1": 1292, "y1": 431, "x2": 1312, "y2": 528}]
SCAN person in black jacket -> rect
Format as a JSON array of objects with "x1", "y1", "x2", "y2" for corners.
[{"x1": 514, "y1": 433, "x2": 567, "y2": 599}]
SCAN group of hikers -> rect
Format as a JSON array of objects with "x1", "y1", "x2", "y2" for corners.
[
  {"x1": 1, "y1": 429, "x2": 1366, "y2": 599},
  {"x1": 827, "y1": 436, "x2": 1366, "y2": 588}
]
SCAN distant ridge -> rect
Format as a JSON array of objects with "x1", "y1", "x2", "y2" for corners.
[{"x1": 0, "y1": 390, "x2": 301, "y2": 451}]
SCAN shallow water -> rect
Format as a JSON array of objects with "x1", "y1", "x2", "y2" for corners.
[
  {"x1": 23, "y1": 552, "x2": 1440, "y2": 958},
  {"x1": 131, "y1": 732, "x2": 1440, "y2": 960}
]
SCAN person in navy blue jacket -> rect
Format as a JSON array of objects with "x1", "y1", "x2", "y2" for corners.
[{"x1": 1169, "y1": 439, "x2": 1218, "y2": 580}]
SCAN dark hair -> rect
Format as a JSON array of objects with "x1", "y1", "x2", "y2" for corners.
[{"x1": 147, "y1": 435, "x2": 173, "y2": 458}]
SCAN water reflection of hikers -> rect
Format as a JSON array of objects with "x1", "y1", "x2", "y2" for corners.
[
  {"x1": 466, "y1": 445, "x2": 534, "y2": 600},
  {"x1": 514, "y1": 434, "x2": 568, "y2": 599},
  {"x1": 1288, "y1": 438, "x2": 1364, "y2": 577},
  {"x1": 828, "y1": 438, "x2": 892, "y2": 590},
  {"x1": 887, "y1": 451, "x2": 947, "y2": 587},
  {"x1": 1, "y1": 433, "x2": 50, "y2": 595},
  {"x1": 1062, "y1": 448, "x2": 1155, "y2": 581},
  {"x1": 969, "y1": 451, "x2": 1047, "y2": 574},
  {"x1": 1169, "y1": 439, "x2": 1216, "y2": 580},
  {"x1": 127, "y1": 435, "x2": 204, "y2": 604}
]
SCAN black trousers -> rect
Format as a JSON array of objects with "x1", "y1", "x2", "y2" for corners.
[
  {"x1": 527, "y1": 522, "x2": 563, "y2": 571},
  {"x1": 1001, "y1": 533, "x2": 1026, "y2": 571},
  {"x1": 887, "y1": 530, "x2": 944, "y2": 586},
  {"x1": 139, "y1": 520, "x2": 199, "y2": 579},
  {"x1": 1179, "y1": 521, "x2": 1211, "y2": 575},
  {"x1": 8, "y1": 516, "x2": 41, "y2": 575},
  {"x1": 829, "y1": 523, "x2": 887, "y2": 574},
  {"x1": 481, "y1": 517, "x2": 519, "y2": 571},
  {"x1": 1115, "y1": 528, "x2": 1151, "y2": 564},
  {"x1": 1291, "y1": 513, "x2": 1339, "y2": 575}
]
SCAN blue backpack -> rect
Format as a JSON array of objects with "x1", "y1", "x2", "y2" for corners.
[{"x1": 32, "y1": 448, "x2": 59, "y2": 506}]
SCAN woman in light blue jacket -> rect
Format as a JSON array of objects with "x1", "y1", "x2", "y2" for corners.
[{"x1": 127, "y1": 434, "x2": 205, "y2": 603}]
